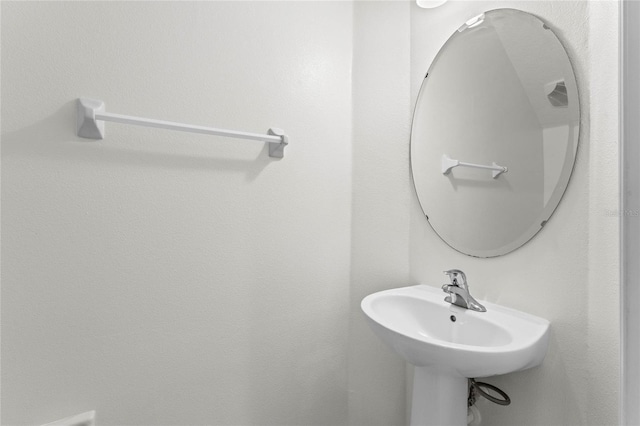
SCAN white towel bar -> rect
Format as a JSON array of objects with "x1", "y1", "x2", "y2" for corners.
[
  {"x1": 76, "y1": 98, "x2": 288, "y2": 158},
  {"x1": 441, "y1": 154, "x2": 507, "y2": 178}
]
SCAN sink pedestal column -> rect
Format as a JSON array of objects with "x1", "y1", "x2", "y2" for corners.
[{"x1": 410, "y1": 366, "x2": 467, "y2": 426}]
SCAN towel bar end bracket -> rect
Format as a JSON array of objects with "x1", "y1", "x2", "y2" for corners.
[
  {"x1": 267, "y1": 128, "x2": 288, "y2": 159},
  {"x1": 491, "y1": 163, "x2": 508, "y2": 178},
  {"x1": 77, "y1": 98, "x2": 105, "y2": 139}
]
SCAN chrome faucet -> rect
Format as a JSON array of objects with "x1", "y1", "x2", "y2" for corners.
[{"x1": 442, "y1": 269, "x2": 486, "y2": 312}]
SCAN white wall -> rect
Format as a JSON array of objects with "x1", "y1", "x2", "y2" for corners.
[
  {"x1": 349, "y1": 2, "x2": 411, "y2": 425},
  {"x1": 1, "y1": 2, "x2": 353, "y2": 424},
  {"x1": 410, "y1": 1, "x2": 619, "y2": 425}
]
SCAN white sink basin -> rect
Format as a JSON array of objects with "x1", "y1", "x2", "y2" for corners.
[
  {"x1": 361, "y1": 284, "x2": 549, "y2": 377},
  {"x1": 361, "y1": 284, "x2": 550, "y2": 425}
]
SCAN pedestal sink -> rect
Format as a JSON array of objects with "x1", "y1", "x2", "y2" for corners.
[{"x1": 361, "y1": 285, "x2": 550, "y2": 426}]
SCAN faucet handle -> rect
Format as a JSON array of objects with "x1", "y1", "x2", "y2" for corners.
[{"x1": 443, "y1": 269, "x2": 467, "y2": 287}]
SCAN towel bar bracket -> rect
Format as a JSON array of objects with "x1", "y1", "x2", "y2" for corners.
[
  {"x1": 77, "y1": 98, "x2": 106, "y2": 140},
  {"x1": 76, "y1": 98, "x2": 288, "y2": 158},
  {"x1": 267, "y1": 128, "x2": 288, "y2": 159}
]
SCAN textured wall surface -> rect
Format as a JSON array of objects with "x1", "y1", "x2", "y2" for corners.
[
  {"x1": 348, "y1": 2, "x2": 411, "y2": 425},
  {"x1": 621, "y1": 2, "x2": 640, "y2": 423},
  {"x1": 410, "y1": 1, "x2": 619, "y2": 425},
  {"x1": 1, "y1": 2, "x2": 353, "y2": 424}
]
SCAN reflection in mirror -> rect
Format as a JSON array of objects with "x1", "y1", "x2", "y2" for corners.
[{"x1": 411, "y1": 9, "x2": 579, "y2": 257}]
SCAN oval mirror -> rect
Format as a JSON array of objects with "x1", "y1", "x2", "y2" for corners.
[{"x1": 411, "y1": 9, "x2": 580, "y2": 258}]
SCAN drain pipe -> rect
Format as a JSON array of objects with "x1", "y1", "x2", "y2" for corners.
[{"x1": 467, "y1": 379, "x2": 511, "y2": 425}]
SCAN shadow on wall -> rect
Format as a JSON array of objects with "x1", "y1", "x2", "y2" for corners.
[
  {"x1": 1, "y1": 100, "x2": 276, "y2": 182},
  {"x1": 479, "y1": 331, "x2": 585, "y2": 425}
]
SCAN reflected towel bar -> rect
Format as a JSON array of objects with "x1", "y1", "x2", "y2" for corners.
[
  {"x1": 76, "y1": 98, "x2": 288, "y2": 158},
  {"x1": 441, "y1": 154, "x2": 507, "y2": 178}
]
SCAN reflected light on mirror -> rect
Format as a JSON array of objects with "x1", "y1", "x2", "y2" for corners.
[{"x1": 416, "y1": 0, "x2": 448, "y2": 8}]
